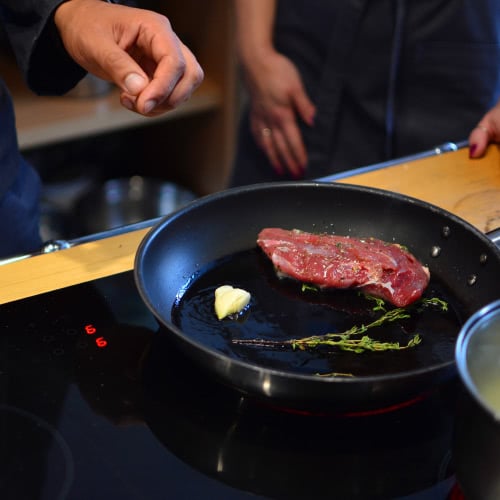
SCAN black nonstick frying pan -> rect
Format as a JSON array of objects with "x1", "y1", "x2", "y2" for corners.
[{"x1": 134, "y1": 182, "x2": 500, "y2": 412}]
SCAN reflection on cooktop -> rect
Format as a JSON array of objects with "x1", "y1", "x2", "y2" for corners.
[
  {"x1": 0, "y1": 271, "x2": 459, "y2": 499},
  {"x1": 144, "y1": 331, "x2": 458, "y2": 500}
]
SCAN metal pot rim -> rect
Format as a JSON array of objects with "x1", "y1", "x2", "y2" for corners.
[{"x1": 455, "y1": 299, "x2": 500, "y2": 420}]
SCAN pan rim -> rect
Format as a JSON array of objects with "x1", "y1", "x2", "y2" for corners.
[
  {"x1": 134, "y1": 181, "x2": 500, "y2": 408},
  {"x1": 133, "y1": 180, "x2": 497, "y2": 389}
]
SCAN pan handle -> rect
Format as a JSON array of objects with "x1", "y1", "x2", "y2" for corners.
[
  {"x1": 486, "y1": 228, "x2": 500, "y2": 249},
  {"x1": 0, "y1": 217, "x2": 162, "y2": 267}
]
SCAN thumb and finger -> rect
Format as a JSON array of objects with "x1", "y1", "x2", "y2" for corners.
[
  {"x1": 83, "y1": 39, "x2": 203, "y2": 116},
  {"x1": 93, "y1": 48, "x2": 152, "y2": 112},
  {"x1": 79, "y1": 43, "x2": 156, "y2": 115},
  {"x1": 468, "y1": 102, "x2": 500, "y2": 158},
  {"x1": 55, "y1": 1, "x2": 202, "y2": 116},
  {"x1": 86, "y1": 32, "x2": 182, "y2": 115},
  {"x1": 108, "y1": 55, "x2": 159, "y2": 115},
  {"x1": 468, "y1": 125, "x2": 491, "y2": 159}
]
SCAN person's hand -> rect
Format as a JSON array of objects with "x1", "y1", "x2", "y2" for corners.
[
  {"x1": 54, "y1": 0, "x2": 204, "y2": 116},
  {"x1": 243, "y1": 50, "x2": 316, "y2": 178},
  {"x1": 468, "y1": 99, "x2": 500, "y2": 158}
]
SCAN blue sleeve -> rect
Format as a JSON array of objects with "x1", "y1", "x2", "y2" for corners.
[{"x1": 0, "y1": 0, "x2": 86, "y2": 95}]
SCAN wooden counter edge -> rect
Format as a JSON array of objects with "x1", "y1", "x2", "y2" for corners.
[
  {"x1": 0, "y1": 228, "x2": 150, "y2": 305},
  {"x1": 1, "y1": 144, "x2": 499, "y2": 304}
]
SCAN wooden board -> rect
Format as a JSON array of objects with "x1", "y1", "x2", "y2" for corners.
[{"x1": 0, "y1": 144, "x2": 498, "y2": 304}]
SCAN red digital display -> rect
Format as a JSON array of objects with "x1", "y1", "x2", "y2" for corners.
[
  {"x1": 85, "y1": 325, "x2": 96, "y2": 335},
  {"x1": 84, "y1": 324, "x2": 108, "y2": 348}
]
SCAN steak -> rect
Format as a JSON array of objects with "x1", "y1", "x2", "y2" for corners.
[{"x1": 257, "y1": 228, "x2": 430, "y2": 307}]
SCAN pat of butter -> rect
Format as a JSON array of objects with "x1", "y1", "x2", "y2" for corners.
[{"x1": 214, "y1": 285, "x2": 251, "y2": 320}]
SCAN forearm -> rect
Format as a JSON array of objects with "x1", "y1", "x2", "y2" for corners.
[{"x1": 234, "y1": 0, "x2": 277, "y2": 65}]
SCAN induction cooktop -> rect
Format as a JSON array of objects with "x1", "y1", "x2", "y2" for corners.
[{"x1": 0, "y1": 270, "x2": 463, "y2": 500}]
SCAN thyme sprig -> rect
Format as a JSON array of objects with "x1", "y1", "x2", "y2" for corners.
[
  {"x1": 232, "y1": 297, "x2": 447, "y2": 354},
  {"x1": 292, "y1": 333, "x2": 422, "y2": 354}
]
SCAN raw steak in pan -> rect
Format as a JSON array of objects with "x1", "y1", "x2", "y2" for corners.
[{"x1": 257, "y1": 228, "x2": 430, "y2": 307}]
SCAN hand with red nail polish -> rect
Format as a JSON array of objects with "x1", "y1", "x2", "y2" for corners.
[
  {"x1": 468, "y1": 99, "x2": 500, "y2": 159},
  {"x1": 230, "y1": 0, "x2": 500, "y2": 188}
]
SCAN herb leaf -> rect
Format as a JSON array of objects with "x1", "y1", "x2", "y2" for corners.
[{"x1": 232, "y1": 297, "x2": 447, "y2": 354}]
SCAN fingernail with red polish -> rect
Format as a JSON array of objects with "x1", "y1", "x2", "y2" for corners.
[{"x1": 469, "y1": 144, "x2": 477, "y2": 158}]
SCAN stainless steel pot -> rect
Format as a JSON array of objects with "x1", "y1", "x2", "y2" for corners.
[
  {"x1": 454, "y1": 300, "x2": 500, "y2": 500},
  {"x1": 74, "y1": 176, "x2": 196, "y2": 235}
]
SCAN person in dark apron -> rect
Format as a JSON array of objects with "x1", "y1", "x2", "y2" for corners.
[
  {"x1": 0, "y1": 0, "x2": 203, "y2": 259},
  {"x1": 229, "y1": 0, "x2": 500, "y2": 187}
]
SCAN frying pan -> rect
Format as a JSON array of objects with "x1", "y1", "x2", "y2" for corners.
[{"x1": 134, "y1": 182, "x2": 500, "y2": 412}]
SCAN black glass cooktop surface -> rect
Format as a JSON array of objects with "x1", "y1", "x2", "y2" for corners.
[{"x1": 0, "y1": 271, "x2": 461, "y2": 500}]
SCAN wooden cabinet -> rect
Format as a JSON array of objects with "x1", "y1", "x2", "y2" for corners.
[{"x1": 0, "y1": 0, "x2": 238, "y2": 195}]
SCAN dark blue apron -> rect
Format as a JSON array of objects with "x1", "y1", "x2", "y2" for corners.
[
  {"x1": 0, "y1": 156, "x2": 42, "y2": 258},
  {"x1": 230, "y1": 0, "x2": 500, "y2": 186},
  {"x1": 0, "y1": 79, "x2": 42, "y2": 258},
  {"x1": 0, "y1": 0, "x2": 86, "y2": 257}
]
